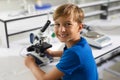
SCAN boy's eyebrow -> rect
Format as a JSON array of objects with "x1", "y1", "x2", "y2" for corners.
[
  {"x1": 54, "y1": 21, "x2": 59, "y2": 23},
  {"x1": 65, "y1": 21, "x2": 72, "y2": 23},
  {"x1": 63, "y1": 19, "x2": 71, "y2": 22},
  {"x1": 66, "y1": 21, "x2": 71, "y2": 22}
]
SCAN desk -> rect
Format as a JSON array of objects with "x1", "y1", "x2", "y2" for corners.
[
  {"x1": 0, "y1": 20, "x2": 120, "y2": 80},
  {"x1": 0, "y1": 12, "x2": 53, "y2": 48},
  {"x1": 86, "y1": 19, "x2": 120, "y2": 65},
  {"x1": 0, "y1": 48, "x2": 58, "y2": 80}
]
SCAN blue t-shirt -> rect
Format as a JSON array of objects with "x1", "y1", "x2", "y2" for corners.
[{"x1": 56, "y1": 37, "x2": 98, "y2": 80}]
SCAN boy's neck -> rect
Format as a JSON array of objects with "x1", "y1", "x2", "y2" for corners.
[{"x1": 66, "y1": 37, "x2": 81, "y2": 48}]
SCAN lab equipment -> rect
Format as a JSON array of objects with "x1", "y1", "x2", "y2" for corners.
[
  {"x1": 81, "y1": 24, "x2": 112, "y2": 49},
  {"x1": 35, "y1": 0, "x2": 51, "y2": 11},
  {"x1": 26, "y1": 20, "x2": 53, "y2": 66}
]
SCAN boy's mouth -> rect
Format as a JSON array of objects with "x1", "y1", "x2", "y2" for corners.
[{"x1": 58, "y1": 34, "x2": 68, "y2": 38}]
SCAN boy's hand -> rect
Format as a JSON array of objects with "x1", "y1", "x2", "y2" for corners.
[{"x1": 24, "y1": 55, "x2": 37, "y2": 69}]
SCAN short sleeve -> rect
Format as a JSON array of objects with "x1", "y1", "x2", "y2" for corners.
[{"x1": 56, "y1": 50, "x2": 81, "y2": 75}]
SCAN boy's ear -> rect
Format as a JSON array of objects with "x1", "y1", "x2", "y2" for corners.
[{"x1": 78, "y1": 23, "x2": 83, "y2": 31}]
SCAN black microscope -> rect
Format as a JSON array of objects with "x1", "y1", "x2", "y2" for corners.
[{"x1": 27, "y1": 20, "x2": 53, "y2": 66}]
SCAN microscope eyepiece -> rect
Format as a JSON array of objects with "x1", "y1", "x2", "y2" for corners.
[{"x1": 41, "y1": 20, "x2": 51, "y2": 33}]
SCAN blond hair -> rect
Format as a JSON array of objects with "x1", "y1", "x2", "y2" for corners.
[{"x1": 53, "y1": 3, "x2": 84, "y2": 23}]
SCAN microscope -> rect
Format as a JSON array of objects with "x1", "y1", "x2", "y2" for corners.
[{"x1": 26, "y1": 20, "x2": 54, "y2": 66}]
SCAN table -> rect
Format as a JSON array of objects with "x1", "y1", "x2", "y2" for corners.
[{"x1": 0, "y1": 19, "x2": 120, "y2": 80}]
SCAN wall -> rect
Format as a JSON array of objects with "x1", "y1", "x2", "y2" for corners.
[
  {"x1": 0, "y1": 0, "x2": 100, "y2": 12},
  {"x1": 0, "y1": 0, "x2": 120, "y2": 47},
  {"x1": 0, "y1": 0, "x2": 67, "y2": 12}
]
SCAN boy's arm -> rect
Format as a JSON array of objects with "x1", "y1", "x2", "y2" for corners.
[
  {"x1": 25, "y1": 56, "x2": 64, "y2": 80},
  {"x1": 46, "y1": 49, "x2": 63, "y2": 57}
]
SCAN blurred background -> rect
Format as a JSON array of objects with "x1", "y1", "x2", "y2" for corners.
[{"x1": 0, "y1": 0, "x2": 120, "y2": 80}]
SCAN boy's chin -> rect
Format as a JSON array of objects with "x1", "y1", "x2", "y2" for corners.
[
  {"x1": 59, "y1": 39, "x2": 66, "y2": 42},
  {"x1": 59, "y1": 39, "x2": 70, "y2": 43},
  {"x1": 60, "y1": 40, "x2": 65, "y2": 42}
]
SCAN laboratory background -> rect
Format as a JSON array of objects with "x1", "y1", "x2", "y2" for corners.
[{"x1": 0, "y1": 0, "x2": 120, "y2": 80}]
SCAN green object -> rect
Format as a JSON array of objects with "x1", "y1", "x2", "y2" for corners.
[{"x1": 51, "y1": 32, "x2": 55, "y2": 38}]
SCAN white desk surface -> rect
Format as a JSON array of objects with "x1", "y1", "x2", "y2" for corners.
[
  {"x1": 0, "y1": 9, "x2": 52, "y2": 21},
  {"x1": 0, "y1": 48, "x2": 58, "y2": 80},
  {"x1": 86, "y1": 19, "x2": 120, "y2": 58},
  {"x1": 0, "y1": 19, "x2": 120, "y2": 80}
]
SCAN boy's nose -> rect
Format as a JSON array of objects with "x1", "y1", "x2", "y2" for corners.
[{"x1": 59, "y1": 26, "x2": 66, "y2": 32}]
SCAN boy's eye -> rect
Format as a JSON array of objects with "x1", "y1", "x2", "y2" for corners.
[
  {"x1": 54, "y1": 23, "x2": 60, "y2": 27},
  {"x1": 64, "y1": 23, "x2": 72, "y2": 27},
  {"x1": 54, "y1": 23, "x2": 72, "y2": 27}
]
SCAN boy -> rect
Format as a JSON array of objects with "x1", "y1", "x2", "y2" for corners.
[{"x1": 25, "y1": 3, "x2": 98, "y2": 80}]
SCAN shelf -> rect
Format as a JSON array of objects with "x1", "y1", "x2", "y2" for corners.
[
  {"x1": 85, "y1": 10, "x2": 104, "y2": 17},
  {"x1": 108, "y1": 6, "x2": 120, "y2": 12},
  {"x1": 78, "y1": 0, "x2": 120, "y2": 8},
  {"x1": 0, "y1": 12, "x2": 48, "y2": 22}
]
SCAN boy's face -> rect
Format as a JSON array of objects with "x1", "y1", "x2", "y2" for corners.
[{"x1": 54, "y1": 16, "x2": 82, "y2": 43}]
